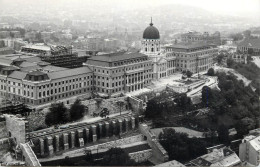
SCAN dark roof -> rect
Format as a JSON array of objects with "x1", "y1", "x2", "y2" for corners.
[
  {"x1": 8, "y1": 71, "x2": 27, "y2": 80},
  {"x1": 166, "y1": 42, "x2": 214, "y2": 49},
  {"x1": 143, "y1": 22, "x2": 160, "y2": 39},
  {"x1": 48, "y1": 66, "x2": 92, "y2": 79},
  {"x1": 190, "y1": 157, "x2": 212, "y2": 166},
  {"x1": 27, "y1": 71, "x2": 47, "y2": 76},
  {"x1": 223, "y1": 147, "x2": 234, "y2": 156},
  {"x1": 2, "y1": 66, "x2": 20, "y2": 71},
  {"x1": 87, "y1": 52, "x2": 148, "y2": 63},
  {"x1": 237, "y1": 38, "x2": 260, "y2": 48},
  {"x1": 37, "y1": 61, "x2": 51, "y2": 66},
  {"x1": 13, "y1": 57, "x2": 25, "y2": 62}
]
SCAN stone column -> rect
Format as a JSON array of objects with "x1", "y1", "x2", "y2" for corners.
[
  {"x1": 131, "y1": 117, "x2": 136, "y2": 129},
  {"x1": 63, "y1": 133, "x2": 69, "y2": 150},
  {"x1": 46, "y1": 136, "x2": 54, "y2": 156},
  {"x1": 112, "y1": 120, "x2": 117, "y2": 136},
  {"x1": 77, "y1": 129, "x2": 84, "y2": 147},
  {"x1": 70, "y1": 131, "x2": 75, "y2": 149},
  {"x1": 84, "y1": 128, "x2": 90, "y2": 143},
  {"x1": 91, "y1": 125, "x2": 97, "y2": 142},
  {"x1": 118, "y1": 119, "x2": 123, "y2": 135},
  {"x1": 124, "y1": 118, "x2": 129, "y2": 132},
  {"x1": 54, "y1": 135, "x2": 59, "y2": 152},
  {"x1": 105, "y1": 122, "x2": 109, "y2": 138},
  {"x1": 39, "y1": 138, "x2": 44, "y2": 156},
  {"x1": 99, "y1": 123, "x2": 104, "y2": 138}
]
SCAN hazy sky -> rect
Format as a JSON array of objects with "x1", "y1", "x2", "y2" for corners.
[
  {"x1": 121, "y1": 0, "x2": 260, "y2": 16},
  {"x1": 1, "y1": 0, "x2": 260, "y2": 17}
]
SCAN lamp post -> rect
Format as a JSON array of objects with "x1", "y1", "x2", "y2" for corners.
[{"x1": 116, "y1": 100, "x2": 124, "y2": 115}]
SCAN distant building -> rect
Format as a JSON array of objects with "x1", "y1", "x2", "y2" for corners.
[
  {"x1": 84, "y1": 51, "x2": 152, "y2": 96},
  {"x1": 228, "y1": 53, "x2": 247, "y2": 64},
  {"x1": 20, "y1": 44, "x2": 82, "y2": 68},
  {"x1": 0, "y1": 31, "x2": 11, "y2": 38},
  {"x1": 140, "y1": 19, "x2": 217, "y2": 80},
  {"x1": 251, "y1": 30, "x2": 260, "y2": 38},
  {"x1": 188, "y1": 147, "x2": 241, "y2": 166},
  {"x1": 0, "y1": 55, "x2": 92, "y2": 106},
  {"x1": 237, "y1": 39, "x2": 260, "y2": 56},
  {"x1": 239, "y1": 135, "x2": 260, "y2": 166},
  {"x1": 41, "y1": 31, "x2": 53, "y2": 41},
  {"x1": 155, "y1": 160, "x2": 185, "y2": 167},
  {"x1": 85, "y1": 37, "x2": 104, "y2": 51},
  {"x1": 181, "y1": 31, "x2": 221, "y2": 45}
]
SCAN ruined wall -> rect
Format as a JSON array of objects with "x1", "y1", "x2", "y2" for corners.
[
  {"x1": 0, "y1": 119, "x2": 7, "y2": 138},
  {"x1": 0, "y1": 138, "x2": 9, "y2": 150},
  {"x1": 82, "y1": 96, "x2": 128, "y2": 115},
  {"x1": 32, "y1": 115, "x2": 139, "y2": 157},
  {"x1": 4, "y1": 114, "x2": 26, "y2": 145},
  {"x1": 128, "y1": 96, "x2": 144, "y2": 114},
  {"x1": 85, "y1": 134, "x2": 144, "y2": 151},
  {"x1": 20, "y1": 143, "x2": 41, "y2": 166},
  {"x1": 129, "y1": 149, "x2": 153, "y2": 163},
  {"x1": 26, "y1": 112, "x2": 47, "y2": 132},
  {"x1": 139, "y1": 123, "x2": 169, "y2": 163}
]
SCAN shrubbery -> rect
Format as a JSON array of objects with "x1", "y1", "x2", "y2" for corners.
[{"x1": 45, "y1": 99, "x2": 86, "y2": 126}]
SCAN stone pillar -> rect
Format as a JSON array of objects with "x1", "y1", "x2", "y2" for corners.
[
  {"x1": 99, "y1": 123, "x2": 103, "y2": 138},
  {"x1": 84, "y1": 128, "x2": 90, "y2": 143},
  {"x1": 112, "y1": 120, "x2": 117, "y2": 136},
  {"x1": 46, "y1": 136, "x2": 54, "y2": 156},
  {"x1": 125, "y1": 118, "x2": 129, "y2": 132},
  {"x1": 131, "y1": 117, "x2": 136, "y2": 129},
  {"x1": 63, "y1": 133, "x2": 69, "y2": 150},
  {"x1": 54, "y1": 135, "x2": 59, "y2": 152},
  {"x1": 105, "y1": 122, "x2": 109, "y2": 138},
  {"x1": 118, "y1": 119, "x2": 123, "y2": 135},
  {"x1": 70, "y1": 131, "x2": 75, "y2": 149},
  {"x1": 77, "y1": 129, "x2": 84, "y2": 147},
  {"x1": 39, "y1": 138, "x2": 44, "y2": 156},
  {"x1": 91, "y1": 125, "x2": 97, "y2": 142}
]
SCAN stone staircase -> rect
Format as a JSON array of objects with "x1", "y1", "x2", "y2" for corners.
[{"x1": 20, "y1": 143, "x2": 41, "y2": 166}]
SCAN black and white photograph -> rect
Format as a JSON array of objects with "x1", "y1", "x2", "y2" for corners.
[{"x1": 0, "y1": 0, "x2": 260, "y2": 166}]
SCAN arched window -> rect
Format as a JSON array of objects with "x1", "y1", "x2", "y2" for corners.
[
  {"x1": 145, "y1": 48, "x2": 147, "y2": 51},
  {"x1": 151, "y1": 48, "x2": 154, "y2": 52}
]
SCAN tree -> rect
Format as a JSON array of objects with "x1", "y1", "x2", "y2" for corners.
[
  {"x1": 159, "y1": 128, "x2": 208, "y2": 161},
  {"x1": 0, "y1": 40, "x2": 5, "y2": 48},
  {"x1": 174, "y1": 93, "x2": 192, "y2": 111},
  {"x1": 70, "y1": 99, "x2": 85, "y2": 121},
  {"x1": 243, "y1": 30, "x2": 251, "y2": 39},
  {"x1": 227, "y1": 58, "x2": 234, "y2": 68},
  {"x1": 217, "y1": 124, "x2": 230, "y2": 145},
  {"x1": 45, "y1": 102, "x2": 69, "y2": 126},
  {"x1": 255, "y1": 87, "x2": 260, "y2": 96},
  {"x1": 217, "y1": 54, "x2": 224, "y2": 64},
  {"x1": 101, "y1": 148, "x2": 136, "y2": 166},
  {"x1": 202, "y1": 86, "x2": 212, "y2": 106},
  {"x1": 60, "y1": 156, "x2": 74, "y2": 166},
  {"x1": 207, "y1": 68, "x2": 215, "y2": 76},
  {"x1": 186, "y1": 71, "x2": 193, "y2": 78}
]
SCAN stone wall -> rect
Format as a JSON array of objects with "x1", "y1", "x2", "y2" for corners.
[
  {"x1": 82, "y1": 96, "x2": 128, "y2": 115},
  {"x1": 0, "y1": 120, "x2": 8, "y2": 138},
  {"x1": 26, "y1": 112, "x2": 47, "y2": 132},
  {"x1": 4, "y1": 114, "x2": 26, "y2": 145},
  {"x1": 20, "y1": 143, "x2": 41, "y2": 166},
  {"x1": 0, "y1": 138, "x2": 9, "y2": 150},
  {"x1": 139, "y1": 123, "x2": 169, "y2": 163},
  {"x1": 32, "y1": 115, "x2": 139, "y2": 156},
  {"x1": 85, "y1": 134, "x2": 144, "y2": 151},
  {"x1": 128, "y1": 96, "x2": 144, "y2": 114},
  {"x1": 129, "y1": 149, "x2": 153, "y2": 163}
]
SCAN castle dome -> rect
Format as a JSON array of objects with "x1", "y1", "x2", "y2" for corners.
[{"x1": 143, "y1": 18, "x2": 160, "y2": 40}]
